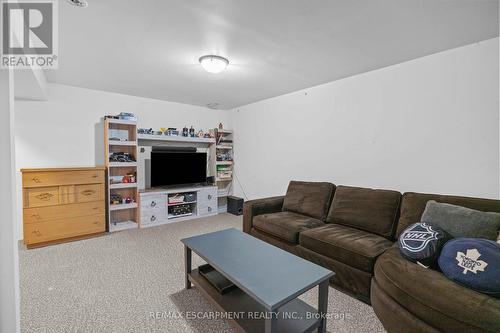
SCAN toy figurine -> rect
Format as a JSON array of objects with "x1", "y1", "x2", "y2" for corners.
[
  {"x1": 189, "y1": 126, "x2": 195, "y2": 137},
  {"x1": 182, "y1": 126, "x2": 189, "y2": 137}
]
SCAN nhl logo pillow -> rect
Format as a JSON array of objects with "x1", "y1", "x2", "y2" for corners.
[
  {"x1": 398, "y1": 223, "x2": 450, "y2": 268},
  {"x1": 438, "y1": 238, "x2": 500, "y2": 298}
]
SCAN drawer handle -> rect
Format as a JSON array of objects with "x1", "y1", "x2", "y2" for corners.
[
  {"x1": 151, "y1": 215, "x2": 156, "y2": 222},
  {"x1": 81, "y1": 190, "x2": 95, "y2": 196},
  {"x1": 151, "y1": 201, "x2": 157, "y2": 207},
  {"x1": 36, "y1": 193, "x2": 54, "y2": 201},
  {"x1": 32, "y1": 229, "x2": 41, "y2": 236},
  {"x1": 92, "y1": 174, "x2": 98, "y2": 178},
  {"x1": 208, "y1": 207, "x2": 212, "y2": 212},
  {"x1": 208, "y1": 195, "x2": 212, "y2": 200},
  {"x1": 31, "y1": 214, "x2": 42, "y2": 220},
  {"x1": 32, "y1": 177, "x2": 42, "y2": 183}
]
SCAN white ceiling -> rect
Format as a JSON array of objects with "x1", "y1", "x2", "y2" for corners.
[{"x1": 47, "y1": 0, "x2": 499, "y2": 110}]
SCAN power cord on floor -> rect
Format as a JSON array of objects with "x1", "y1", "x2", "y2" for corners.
[{"x1": 233, "y1": 168, "x2": 249, "y2": 201}]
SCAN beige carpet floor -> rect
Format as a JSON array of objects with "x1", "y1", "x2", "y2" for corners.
[{"x1": 20, "y1": 213, "x2": 385, "y2": 333}]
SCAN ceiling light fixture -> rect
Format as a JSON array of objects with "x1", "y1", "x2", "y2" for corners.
[
  {"x1": 199, "y1": 55, "x2": 229, "y2": 74},
  {"x1": 67, "y1": 0, "x2": 88, "y2": 7}
]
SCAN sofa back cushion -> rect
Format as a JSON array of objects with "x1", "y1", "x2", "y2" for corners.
[
  {"x1": 326, "y1": 186, "x2": 401, "y2": 238},
  {"x1": 282, "y1": 181, "x2": 335, "y2": 221},
  {"x1": 397, "y1": 192, "x2": 500, "y2": 238}
]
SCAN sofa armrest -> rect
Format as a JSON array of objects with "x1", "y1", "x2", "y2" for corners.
[{"x1": 243, "y1": 196, "x2": 285, "y2": 233}]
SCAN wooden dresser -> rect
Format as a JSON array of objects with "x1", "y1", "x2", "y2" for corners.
[{"x1": 22, "y1": 167, "x2": 106, "y2": 248}]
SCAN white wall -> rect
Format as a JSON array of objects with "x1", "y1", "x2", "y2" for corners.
[
  {"x1": 14, "y1": 83, "x2": 229, "y2": 239},
  {"x1": 0, "y1": 69, "x2": 20, "y2": 333},
  {"x1": 229, "y1": 38, "x2": 500, "y2": 201}
]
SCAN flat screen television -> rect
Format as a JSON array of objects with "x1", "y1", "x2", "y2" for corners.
[{"x1": 150, "y1": 151, "x2": 207, "y2": 187}]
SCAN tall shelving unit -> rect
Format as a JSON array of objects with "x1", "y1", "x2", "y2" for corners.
[
  {"x1": 104, "y1": 118, "x2": 139, "y2": 232},
  {"x1": 213, "y1": 129, "x2": 233, "y2": 213}
]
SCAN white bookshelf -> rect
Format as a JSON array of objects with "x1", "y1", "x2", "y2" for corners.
[
  {"x1": 211, "y1": 128, "x2": 234, "y2": 213},
  {"x1": 104, "y1": 118, "x2": 139, "y2": 232}
]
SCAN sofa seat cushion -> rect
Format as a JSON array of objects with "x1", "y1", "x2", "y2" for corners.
[
  {"x1": 283, "y1": 181, "x2": 336, "y2": 221},
  {"x1": 326, "y1": 185, "x2": 401, "y2": 239},
  {"x1": 374, "y1": 246, "x2": 500, "y2": 332},
  {"x1": 299, "y1": 224, "x2": 393, "y2": 272},
  {"x1": 252, "y1": 211, "x2": 324, "y2": 243}
]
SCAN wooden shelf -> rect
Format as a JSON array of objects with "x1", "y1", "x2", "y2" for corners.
[
  {"x1": 137, "y1": 134, "x2": 215, "y2": 144},
  {"x1": 108, "y1": 140, "x2": 137, "y2": 146},
  {"x1": 108, "y1": 162, "x2": 137, "y2": 167},
  {"x1": 109, "y1": 203, "x2": 138, "y2": 211},
  {"x1": 168, "y1": 212, "x2": 193, "y2": 219},
  {"x1": 168, "y1": 201, "x2": 196, "y2": 206},
  {"x1": 217, "y1": 178, "x2": 232, "y2": 182},
  {"x1": 105, "y1": 118, "x2": 137, "y2": 125},
  {"x1": 109, "y1": 183, "x2": 138, "y2": 189},
  {"x1": 109, "y1": 220, "x2": 138, "y2": 232},
  {"x1": 188, "y1": 269, "x2": 320, "y2": 333}
]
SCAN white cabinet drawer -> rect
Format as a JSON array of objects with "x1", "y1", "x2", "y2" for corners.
[
  {"x1": 141, "y1": 211, "x2": 166, "y2": 225},
  {"x1": 197, "y1": 187, "x2": 217, "y2": 207},
  {"x1": 140, "y1": 195, "x2": 166, "y2": 210},
  {"x1": 197, "y1": 205, "x2": 216, "y2": 216}
]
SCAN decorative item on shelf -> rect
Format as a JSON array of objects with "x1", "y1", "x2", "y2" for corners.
[
  {"x1": 216, "y1": 151, "x2": 232, "y2": 161},
  {"x1": 218, "y1": 123, "x2": 223, "y2": 130},
  {"x1": 122, "y1": 173, "x2": 136, "y2": 183},
  {"x1": 208, "y1": 129, "x2": 215, "y2": 138},
  {"x1": 109, "y1": 176, "x2": 123, "y2": 184},
  {"x1": 160, "y1": 127, "x2": 167, "y2": 134},
  {"x1": 110, "y1": 194, "x2": 123, "y2": 205},
  {"x1": 182, "y1": 126, "x2": 189, "y2": 137},
  {"x1": 105, "y1": 115, "x2": 120, "y2": 120},
  {"x1": 109, "y1": 152, "x2": 136, "y2": 162},
  {"x1": 184, "y1": 193, "x2": 196, "y2": 202},
  {"x1": 123, "y1": 197, "x2": 135, "y2": 204},
  {"x1": 138, "y1": 128, "x2": 154, "y2": 135},
  {"x1": 196, "y1": 130, "x2": 204, "y2": 138},
  {"x1": 169, "y1": 194, "x2": 185, "y2": 204},
  {"x1": 118, "y1": 112, "x2": 137, "y2": 121},
  {"x1": 166, "y1": 128, "x2": 179, "y2": 136},
  {"x1": 189, "y1": 126, "x2": 195, "y2": 138},
  {"x1": 204, "y1": 133, "x2": 211, "y2": 138}
]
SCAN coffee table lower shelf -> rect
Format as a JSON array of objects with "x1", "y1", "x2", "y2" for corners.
[{"x1": 188, "y1": 268, "x2": 321, "y2": 333}]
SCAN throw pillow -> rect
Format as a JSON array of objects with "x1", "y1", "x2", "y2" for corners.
[
  {"x1": 438, "y1": 238, "x2": 500, "y2": 298},
  {"x1": 421, "y1": 201, "x2": 500, "y2": 240},
  {"x1": 398, "y1": 222, "x2": 450, "y2": 268}
]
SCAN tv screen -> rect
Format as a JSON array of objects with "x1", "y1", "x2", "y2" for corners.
[{"x1": 150, "y1": 151, "x2": 207, "y2": 187}]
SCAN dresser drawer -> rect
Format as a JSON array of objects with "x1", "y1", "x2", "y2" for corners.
[
  {"x1": 24, "y1": 214, "x2": 105, "y2": 245},
  {"x1": 23, "y1": 170, "x2": 104, "y2": 188},
  {"x1": 75, "y1": 184, "x2": 103, "y2": 203},
  {"x1": 24, "y1": 201, "x2": 105, "y2": 224},
  {"x1": 25, "y1": 187, "x2": 60, "y2": 208}
]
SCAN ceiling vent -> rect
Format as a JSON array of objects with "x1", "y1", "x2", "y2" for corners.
[{"x1": 67, "y1": 0, "x2": 88, "y2": 8}]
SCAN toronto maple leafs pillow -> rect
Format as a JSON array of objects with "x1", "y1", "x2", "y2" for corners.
[
  {"x1": 438, "y1": 238, "x2": 500, "y2": 298},
  {"x1": 398, "y1": 223, "x2": 450, "y2": 268}
]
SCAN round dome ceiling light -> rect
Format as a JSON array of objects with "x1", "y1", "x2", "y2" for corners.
[
  {"x1": 199, "y1": 55, "x2": 229, "y2": 74},
  {"x1": 67, "y1": 0, "x2": 88, "y2": 7}
]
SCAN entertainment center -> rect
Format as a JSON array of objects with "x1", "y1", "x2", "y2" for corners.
[{"x1": 103, "y1": 116, "x2": 232, "y2": 232}]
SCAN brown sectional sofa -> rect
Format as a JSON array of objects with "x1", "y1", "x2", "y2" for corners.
[{"x1": 243, "y1": 181, "x2": 500, "y2": 333}]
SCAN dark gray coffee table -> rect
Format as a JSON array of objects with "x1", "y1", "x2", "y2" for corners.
[{"x1": 181, "y1": 228, "x2": 334, "y2": 333}]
